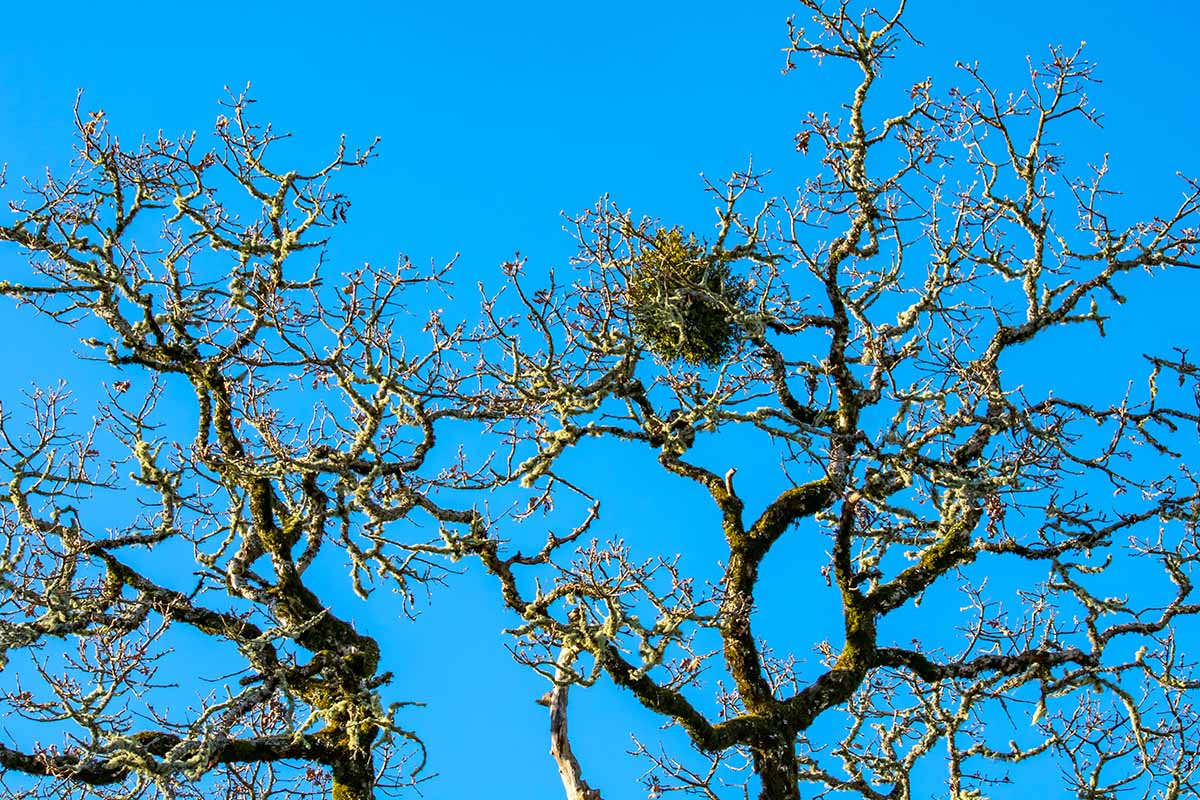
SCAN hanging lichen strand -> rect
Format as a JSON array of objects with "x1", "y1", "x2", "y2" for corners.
[{"x1": 625, "y1": 227, "x2": 747, "y2": 367}]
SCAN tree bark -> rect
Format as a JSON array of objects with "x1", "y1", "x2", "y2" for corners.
[
  {"x1": 753, "y1": 739, "x2": 800, "y2": 800},
  {"x1": 331, "y1": 751, "x2": 375, "y2": 800},
  {"x1": 543, "y1": 647, "x2": 602, "y2": 800}
]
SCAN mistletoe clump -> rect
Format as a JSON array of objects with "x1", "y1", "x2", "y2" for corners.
[{"x1": 625, "y1": 227, "x2": 747, "y2": 367}]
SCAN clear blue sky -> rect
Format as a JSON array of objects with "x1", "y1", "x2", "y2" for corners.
[{"x1": 1, "y1": 2, "x2": 1198, "y2": 798}]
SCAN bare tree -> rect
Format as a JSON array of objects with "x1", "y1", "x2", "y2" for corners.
[
  {"x1": 465, "y1": 2, "x2": 1200, "y2": 799},
  {"x1": 3, "y1": 3, "x2": 1199, "y2": 800},
  {"x1": 0, "y1": 93, "x2": 501, "y2": 799}
]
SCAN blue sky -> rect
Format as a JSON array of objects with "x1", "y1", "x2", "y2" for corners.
[{"x1": 2, "y1": 2, "x2": 1199, "y2": 798}]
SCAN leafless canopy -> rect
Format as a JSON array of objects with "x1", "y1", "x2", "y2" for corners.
[
  {"x1": 1, "y1": 2, "x2": 1199, "y2": 800},
  {"x1": 0, "y1": 92, "x2": 505, "y2": 799},
  {"x1": 463, "y1": 2, "x2": 1200, "y2": 799}
]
